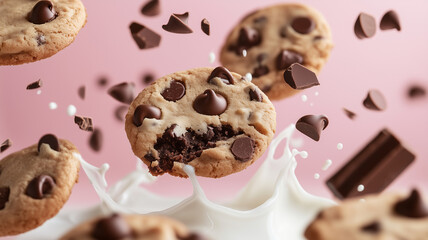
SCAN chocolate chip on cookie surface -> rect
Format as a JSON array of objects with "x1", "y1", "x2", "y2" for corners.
[{"x1": 125, "y1": 67, "x2": 276, "y2": 178}]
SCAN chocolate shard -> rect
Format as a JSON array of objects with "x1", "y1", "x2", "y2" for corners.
[
  {"x1": 162, "y1": 80, "x2": 186, "y2": 101},
  {"x1": 141, "y1": 0, "x2": 160, "y2": 17},
  {"x1": 363, "y1": 89, "x2": 387, "y2": 111},
  {"x1": 408, "y1": 85, "x2": 426, "y2": 99},
  {"x1": 354, "y1": 13, "x2": 376, "y2": 39},
  {"x1": 238, "y1": 27, "x2": 261, "y2": 49},
  {"x1": 28, "y1": 0, "x2": 58, "y2": 24},
  {"x1": 98, "y1": 77, "x2": 109, "y2": 87},
  {"x1": 74, "y1": 115, "x2": 94, "y2": 132},
  {"x1": 284, "y1": 63, "x2": 319, "y2": 89},
  {"x1": 291, "y1": 16, "x2": 315, "y2": 34},
  {"x1": 193, "y1": 89, "x2": 227, "y2": 116},
  {"x1": 380, "y1": 10, "x2": 401, "y2": 31},
  {"x1": 38, "y1": 134, "x2": 59, "y2": 152},
  {"x1": 25, "y1": 175, "x2": 56, "y2": 199},
  {"x1": 89, "y1": 128, "x2": 103, "y2": 152},
  {"x1": 133, "y1": 105, "x2": 162, "y2": 127},
  {"x1": 108, "y1": 82, "x2": 135, "y2": 104},
  {"x1": 252, "y1": 65, "x2": 269, "y2": 78},
  {"x1": 276, "y1": 50, "x2": 303, "y2": 70},
  {"x1": 0, "y1": 187, "x2": 10, "y2": 210},
  {"x1": 343, "y1": 108, "x2": 357, "y2": 120},
  {"x1": 1, "y1": 139, "x2": 12, "y2": 153},
  {"x1": 91, "y1": 214, "x2": 133, "y2": 240},
  {"x1": 361, "y1": 222, "x2": 381, "y2": 233},
  {"x1": 326, "y1": 129, "x2": 416, "y2": 199},
  {"x1": 208, "y1": 66, "x2": 234, "y2": 85},
  {"x1": 201, "y1": 18, "x2": 210, "y2": 35},
  {"x1": 78, "y1": 85, "x2": 85, "y2": 100},
  {"x1": 114, "y1": 105, "x2": 128, "y2": 122},
  {"x1": 26, "y1": 79, "x2": 43, "y2": 90},
  {"x1": 296, "y1": 115, "x2": 329, "y2": 141},
  {"x1": 142, "y1": 73, "x2": 155, "y2": 85},
  {"x1": 394, "y1": 189, "x2": 428, "y2": 218},
  {"x1": 231, "y1": 137, "x2": 255, "y2": 162},
  {"x1": 129, "y1": 22, "x2": 161, "y2": 49},
  {"x1": 249, "y1": 88, "x2": 263, "y2": 102},
  {"x1": 162, "y1": 12, "x2": 193, "y2": 34}
]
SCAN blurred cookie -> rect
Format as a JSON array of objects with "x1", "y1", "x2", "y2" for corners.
[
  {"x1": 0, "y1": 134, "x2": 80, "y2": 236},
  {"x1": 220, "y1": 3, "x2": 333, "y2": 100},
  {"x1": 125, "y1": 67, "x2": 276, "y2": 178},
  {"x1": 0, "y1": 0, "x2": 86, "y2": 65}
]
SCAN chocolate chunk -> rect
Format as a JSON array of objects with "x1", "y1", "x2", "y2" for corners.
[
  {"x1": 408, "y1": 85, "x2": 426, "y2": 99},
  {"x1": 0, "y1": 187, "x2": 10, "y2": 210},
  {"x1": 74, "y1": 115, "x2": 94, "y2": 132},
  {"x1": 252, "y1": 65, "x2": 269, "y2": 78},
  {"x1": 280, "y1": 26, "x2": 287, "y2": 38},
  {"x1": 142, "y1": 73, "x2": 155, "y2": 85},
  {"x1": 133, "y1": 105, "x2": 161, "y2": 127},
  {"x1": 98, "y1": 77, "x2": 109, "y2": 87},
  {"x1": 276, "y1": 50, "x2": 303, "y2": 70},
  {"x1": 162, "y1": 12, "x2": 193, "y2": 34},
  {"x1": 193, "y1": 89, "x2": 227, "y2": 115},
  {"x1": 108, "y1": 82, "x2": 135, "y2": 104},
  {"x1": 363, "y1": 90, "x2": 387, "y2": 111},
  {"x1": 296, "y1": 115, "x2": 329, "y2": 141},
  {"x1": 238, "y1": 27, "x2": 261, "y2": 49},
  {"x1": 89, "y1": 128, "x2": 103, "y2": 152},
  {"x1": 1, "y1": 139, "x2": 12, "y2": 153},
  {"x1": 394, "y1": 189, "x2": 428, "y2": 218},
  {"x1": 291, "y1": 17, "x2": 315, "y2": 34},
  {"x1": 26, "y1": 79, "x2": 43, "y2": 90},
  {"x1": 38, "y1": 134, "x2": 59, "y2": 152},
  {"x1": 141, "y1": 0, "x2": 160, "y2": 17},
  {"x1": 343, "y1": 108, "x2": 356, "y2": 120},
  {"x1": 262, "y1": 85, "x2": 272, "y2": 93},
  {"x1": 256, "y1": 53, "x2": 268, "y2": 64},
  {"x1": 25, "y1": 175, "x2": 56, "y2": 199},
  {"x1": 380, "y1": 10, "x2": 401, "y2": 31},
  {"x1": 208, "y1": 66, "x2": 234, "y2": 85},
  {"x1": 114, "y1": 105, "x2": 128, "y2": 122},
  {"x1": 28, "y1": 1, "x2": 57, "y2": 24},
  {"x1": 201, "y1": 18, "x2": 210, "y2": 35},
  {"x1": 326, "y1": 129, "x2": 415, "y2": 199},
  {"x1": 91, "y1": 214, "x2": 133, "y2": 240},
  {"x1": 249, "y1": 88, "x2": 263, "y2": 102},
  {"x1": 37, "y1": 34, "x2": 46, "y2": 46},
  {"x1": 162, "y1": 80, "x2": 186, "y2": 101},
  {"x1": 78, "y1": 85, "x2": 85, "y2": 100},
  {"x1": 361, "y1": 222, "x2": 381, "y2": 233},
  {"x1": 284, "y1": 63, "x2": 319, "y2": 89},
  {"x1": 354, "y1": 13, "x2": 376, "y2": 39},
  {"x1": 129, "y1": 22, "x2": 161, "y2": 49},
  {"x1": 231, "y1": 137, "x2": 255, "y2": 162}
]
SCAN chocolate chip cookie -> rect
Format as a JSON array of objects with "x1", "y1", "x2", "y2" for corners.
[
  {"x1": 125, "y1": 67, "x2": 276, "y2": 178},
  {"x1": 0, "y1": 134, "x2": 80, "y2": 236},
  {"x1": 220, "y1": 3, "x2": 333, "y2": 100},
  {"x1": 0, "y1": 0, "x2": 86, "y2": 65},
  {"x1": 305, "y1": 189, "x2": 428, "y2": 240}
]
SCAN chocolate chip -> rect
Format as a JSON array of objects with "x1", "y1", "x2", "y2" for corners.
[
  {"x1": 231, "y1": 137, "x2": 255, "y2": 162},
  {"x1": 354, "y1": 13, "x2": 376, "y2": 39},
  {"x1": 38, "y1": 134, "x2": 59, "y2": 152},
  {"x1": 25, "y1": 175, "x2": 56, "y2": 199},
  {"x1": 380, "y1": 10, "x2": 401, "y2": 31},
  {"x1": 91, "y1": 214, "x2": 133, "y2": 240},
  {"x1": 252, "y1": 65, "x2": 269, "y2": 78},
  {"x1": 133, "y1": 105, "x2": 162, "y2": 127},
  {"x1": 361, "y1": 222, "x2": 381, "y2": 233},
  {"x1": 28, "y1": 1, "x2": 57, "y2": 24},
  {"x1": 284, "y1": 63, "x2": 319, "y2": 89},
  {"x1": 129, "y1": 22, "x2": 161, "y2": 49},
  {"x1": 142, "y1": 73, "x2": 155, "y2": 85},
  {"x1": 296, "y1": 115, "x2": 329, "y2": 141},
  {"x1": 74, "y1": 115, "x2": 94, "y2": 132},
  {"x1": 208, "y1": 66, "x2": 234, "y2": 85},
  {"x1": 108, "y1": 82, "x2": 135, "y2": 104},
  {"x1": 238, "y1": 27, "x2": 261, "y2": 49},
  {"x1": 1, "y1": 139, "x2": 12, "y2": 153},
  {"x1": 276, "y1": 50, "x2": 304, "y2": 70},
  {"x1": 363, "y1": 90, "x2": 387, "y2": 111},
  {"x1": 98, "y1": 77, "x2": 109, "y2": 87},
  {"x1": 280, "y1": 26, "x2": 287, "y2": 38},
  {"x1": 141, "y1": 0, "x2": 160, "y2": 17},
  {"x1": 162, "y1": 80, "x2": 186, "y2": 101},
  {"x1": 343, "y1": 108, "x2": 356, "y2": 120},
  {"x1": 249, "y1": 88, "x2": 263, "y2": 102},
  {"x1": 78, "y1": 85, "x2": 85, "y2": 100},
  {"x1": 89, "y1": 128, "x2": 103, "y2": 152},
  {"x1": 291, "y1": 17, "x2": 315, "y2": 34},
  {"x1": 262, "y1": 85, "x2": 272, "y2": 93},
  {"x1": 193, "y1": 89, "x2": 227, "y2": 115},
  {"x1": 162, "y1": 12, "x2": 193, "y2": 34},
  {"x1": 201, "y1": 18, "x2": 210, "y2": 35},
  {"x1": 114, "y1": 105, "x2": 128, "y2": 122},
  {"x1": 26, "y1": 79, "x2": 42, "y2": 90},
  {"x1": 394, "y1": 189, "x2": 428, "y2": 218},
  {"x1": 0, "y1": 187, "x2": 10, "y2": 210},
  {"x1": 36, "y1": 34, "x2": 46, "y2": 46},
  {"x1": 408, "y1": 85, "x2": 426, "y2": 99}
]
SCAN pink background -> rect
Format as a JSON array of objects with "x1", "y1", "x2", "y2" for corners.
[{"x1": 1, "y1": 0, "x2": 428, "y2": 208}]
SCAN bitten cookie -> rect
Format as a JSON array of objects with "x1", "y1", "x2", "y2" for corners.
[
  {"x1": 125, "y1": 67, "x2": 276, "y2": 178},
  {"x1": 0, "y1": 134, "x2": 80, "y2": 236},
  {"x1": 305, "y1": 189, "x2": 428, "y2": 240},
  {"x1": 0, "y1": 0, "x2": 86, "y2": 65},
  {"x1": 60, "y1": 213, "x2": 205, "y2": 240},
  {"x1": 220, "y1": 3, "x2": 333, "y2": 100}
]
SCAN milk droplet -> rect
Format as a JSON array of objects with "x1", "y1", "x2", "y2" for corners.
[
  {"x1": 337, "y1": 143, "x2": 343, "y2": 150},
  {"x1": 242, "y1": 49, "x2": 247, "y2": 57},
  {"x1": 301, "y1": 95, "x2": 308, "y2": 102},
  {"x1": 322, "y1": 159, "x2": 333, "y2": 171},
  {"x1": 37, "y1": 90, "x2": 42, "y2": 95},
  {"x1": 209, "y1": 52, "x2": 216, "y2": 64},
  {"x1": 245, "y1": 73, "x2": 253, "y2": 82},
  {"x1": 314, "y1": 173, "x2": 320, "y2": 179},
  {"x1": 357, "y1": 184, "x2": 365, "y2": 192},
  {"x1": 314, "y1": 92, "x2": 319, "y2": 96},
  {"x1": 67, "y1": 105, "x2": 77, "y2": 116},
  {"x1": 49, "y1": 102, "x2": 57, "y2": 110}
]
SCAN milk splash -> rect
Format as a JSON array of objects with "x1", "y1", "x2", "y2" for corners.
[{"x1": 17, "y1": 125, "x2": 335, "y2": 240}]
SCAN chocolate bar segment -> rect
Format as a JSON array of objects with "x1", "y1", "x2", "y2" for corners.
[{"x1": 326, "y1": 129, "x2": 415, "y2": 199}]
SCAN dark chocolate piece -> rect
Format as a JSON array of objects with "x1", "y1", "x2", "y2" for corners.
[
  {"x1": 380, "y1": 10, "x2": 401, "y2": 31},
  {"x1": 361, "y1": 222, "x2": 381, "y2": 233},
  {"x1": 28, "y1": 0, "x2": 57, "y2": 24},
  {"x1": 252, "y1": 65, "x2": 269, "y2": 78},
  {"x1": 363, "y1": 89, "x2": 387, "y2": 111},
  {"x1": 98, "y1": 77, "x2": 109, "y2": 87},
  {"x1": 37, "y1": 34, "x2": 46, "y2": 46},
  {"x1": 394, "y1": 189, "x2": 428, "y2": 218},
  {"x1": 208, "y1": 66, "x2": 234, "y2": 84},
  {"x1": 74, "y1": 115, "x2": 94, "y2": 132},
  {"x1": 276, "y1": 50, "x2": 303, "y2": 70},
  {"x1": 296, "y1": 115, "x2": 329, "y2": 141},
  {"x1": 1, "y1": 139, "x2": 12, "y2": 153},
  {"x1": 193, "y1": 90, "x2": 227, "y2": 115},
  {"x1": 142, "y1": 73, "x2": 155, "y2": 85},
  {"x1": 201, "y1": 18, "x2": 210, "y2": 35},
  {"x1": 38, "y1": 134, "x2": 59, "y2": 152},
  {"x1": 26, "y1": 79, "x2": 43, "y2": 90},
  {"x1": 343, "y1": 108, "x2": 356, "y2": 120},
  {"x1": 238, "y1": 27, "x2": 261, "y2": 50},
  {"x1": 108, "y1": 82, "x2": 135, "y2": 104},
  {"x1": 91, "y1": 214, "x2": 133, "y2": 240},
  {"x1": 129, "y1": 22, "x2": 161, "y2": 49},
  {"x1": 408, "y1": 85, "x2": 426, "y2": 99},
  {"x1": 141, "y1": 0, "x2": 160, "y2": 17},
  {"x1": 354, "y1": 13, "x2": 376, "y2": 39},
  {"x1": 78, "y1": 85, "x2": 85, "y2": 100},
  {"x1": 162, "y1": 80, "x2": 186, "y2": 101},
  {"x1": 249, "y1": 88, "x2": 263, "y2": 102},
  {"x1": 89, "y1": 128, "x2": 103, "y2": 152},
  {"x1": 133, "y1": 104, "x2": 162, "y2": 127},
  {"x1": 114, "y1": 105, "x2": 128, "y2": 122},
  {"x1": 326, "y1": 129, "x2": 415, "y2": 199},
  {"x1": 0, "y1": 187, "x2": 10, "y2": 210},
  {"x1": 162, "y1": 12, "x2": 193, "y2": 34},
  {"x1": 231, "y1": 137, "x2": 255, "y2": 162},
  {"x1": 284, "y1": 63, "x2": 319, "y2": 89},
  {"x1": 291, "y1": 17, "x2": 315, "y2": 34},
  {"x1": 25, "y1": 175, "x2": 55, "y2": 199}
]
